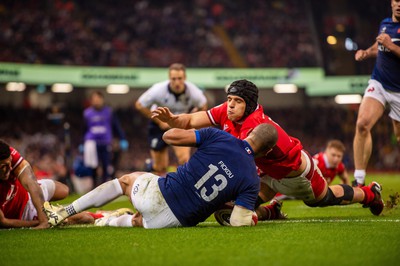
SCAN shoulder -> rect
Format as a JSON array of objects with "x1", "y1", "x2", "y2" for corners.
[
  {"x1": 197, "y1": 127, "x2": 230, "y2": 142},
  {"x1": 210, "y1": 102, "x2": 227, "y2": 113},
  {"x1": 313, "y1": 152, "x2": 323, "y2": 159},
  {"x1": 151, "y1": 80, "x2": 169, "y2": 90},
  {"x1": 184, "y1": 81, "x2": 202, "y2": 91},
  {"x1": 144, "y1": 81, "x2": 169, "y2": 94},
  {"x1": 382, "y1": 17, "x2": 393, "y2": 23},
  {"x1": 208, "y1": 103, "x2": 228, "y2": 124},
  {"x1": 337, "y1": 162, "x2": 346, "y2": 172},
  {"x1": 10, "y1": 147, "x2": 24, "y2": 169},
  {"x1": 244, "y1": 105, "x2": 266, "y2": 123}
]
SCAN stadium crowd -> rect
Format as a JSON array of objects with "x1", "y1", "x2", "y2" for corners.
[{"x1": 0, "y1": 0, "x2": 318, "y2": 68}]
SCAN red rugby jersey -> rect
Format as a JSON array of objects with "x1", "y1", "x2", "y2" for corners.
[
  {"x1": 208, "y1": 103, "x2": 303, "y2": 179},
  {"x1": 312, "y1": 152, "x2": 345, "y2": 185},
  {"x1": 0, "y1": 147, "x2": 29, "y2": 219}
]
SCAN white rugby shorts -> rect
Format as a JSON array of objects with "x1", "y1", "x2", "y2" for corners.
[
  {"x1": 21, "y1": 179, "x2": 56, "y2": 221},
  {"x1": 261, "y1": 151, "x2": 317, "y2": 202},
  {"x1": 130, "y1": 173, "x2": 181, "y2": 229},
  {"x1": 364, "y1": 79, "x2": 400, "y2": 122}
]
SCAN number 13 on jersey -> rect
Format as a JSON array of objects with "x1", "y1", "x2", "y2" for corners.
[{"x1": 194, "y1": 164, "x2": 228, "y2": 202}]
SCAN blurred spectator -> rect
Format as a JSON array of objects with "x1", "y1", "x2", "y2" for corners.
[{"x1": 83, "y1": 91, "x2": 129, "y2": 187}]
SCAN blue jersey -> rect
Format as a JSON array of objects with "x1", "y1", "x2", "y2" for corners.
[
  {"x1": 372, "y1": 18, "x2": 400, "y2": 92},
  {"x1": 158, "y1": 127, "x2": 260, "y2": 227}
]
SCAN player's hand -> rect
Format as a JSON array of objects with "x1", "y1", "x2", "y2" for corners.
[
  {"x1": 132, "y1": 212, "x2": 143, "y2": 227},
  {"x1": 376, "y1": 33, "x2": 392, "y2": 48},
  {"x1": 151, "y1": 107, "x2": 175, "y2": 122},
  {"x1": 32, "y1": 220, "x2": 50, "y2": 229},
  {"x1": 355, "y1": 49, "x2": 368, "y2": 61}
]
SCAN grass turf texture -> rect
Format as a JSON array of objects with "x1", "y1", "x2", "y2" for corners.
[{"x1": 1, "y1": 174, "x2": 400, "y2": 266}]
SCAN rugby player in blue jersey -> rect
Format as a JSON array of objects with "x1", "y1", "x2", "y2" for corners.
[
  {"x1": 43, "y1": 123, "x2": 278, "y2": 228},
  {"x1": 353, "y1": 0, "x2": 400, "y2": 187}
]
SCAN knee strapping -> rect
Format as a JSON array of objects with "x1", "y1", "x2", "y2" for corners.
[
  {"x1": 305, "y1": 184, "x2": 354, "y2": 207},
  {"x1": 255, "y1": 196, "x2": 265, "y2": 208}
]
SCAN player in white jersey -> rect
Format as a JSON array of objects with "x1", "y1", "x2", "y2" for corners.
[
  {"x1": 135, "y1": 63, "x2": 207, "y2": 175},
  {"x1": 353, "y1": 0, "x2": 400, "y2": 186}
]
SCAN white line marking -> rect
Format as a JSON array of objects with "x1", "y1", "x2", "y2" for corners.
[{"x1": 200, "y1": 219, "x2": 400, "y2": 225}]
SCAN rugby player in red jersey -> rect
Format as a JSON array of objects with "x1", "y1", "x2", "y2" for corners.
[
  {"x1": 0, "y1": 139, "x2": 69, "y2": 228},
  {"x1": 313, "y1": 140, "x2": 349, "y2": 186},
  {"x1": 152, "y1": 79, "x2": 384, "y2": 220}
]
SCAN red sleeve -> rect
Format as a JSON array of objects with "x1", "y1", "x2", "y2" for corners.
[
  {"x1": 207, "y1": 103, "x2": 227, "y2": 126},
  {"x1": 10, "y1": 147, "x2": 23, "y2": 170}
]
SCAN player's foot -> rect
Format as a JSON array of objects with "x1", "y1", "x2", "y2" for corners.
[
  {"x1": 259, "y1": 199, "x2": 287, "y2": 221},
  {"x1": 352, "y1": 180, "x2": 364, "y2": 188},
  {"x1": 43, "y1": 201, "x2": 69, "y2": 226},
  {"x1": 94, "y1": 208, "x2": 134, "y2": 226},
  {"x1": 270, "y1": 199, "x2": 288, "y2": 220},
  {"x1": 363, "y1": 182, "x2": 384, "y2": 216},
  {"x1": 264, "y1": 199, "x2": 287, "y2": 220}
]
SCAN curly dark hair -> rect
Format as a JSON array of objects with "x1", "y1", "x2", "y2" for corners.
[{"x1": 0, "y1": 139, "x2": 11, "y2": 161}]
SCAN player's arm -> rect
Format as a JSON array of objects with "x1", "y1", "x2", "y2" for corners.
[
  {"x1": 162, "y1": 128, "x2": 197, "y2": 147},
  {"x1": 135, "y1": 101, "x2": 170, "y2": 130},
  {"x1": 376, "y1": 33, "x2": 400, "y2": 58},
  {"x1": 16, "y1": 160, "x2": 49, "y2": 229},
  {"x1": 338, "y1": 169, "x2": 350, "y2": 185},
  {"x1": 0, "y1": 209, "x2": 39, "y2": 228},
  {"x1": 230, "y1": 205, "x2": 257, "y2": 226},
  {"x1": 151, "y1": 107, "x2": 211, "y2": 129},
  {"x1": 355, "y1": 41, "x2": 378, "y2": 61}
]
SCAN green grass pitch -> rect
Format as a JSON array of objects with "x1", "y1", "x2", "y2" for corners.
[{"x1": 1, "y1": 174, "x2": 399, "y2": 266}]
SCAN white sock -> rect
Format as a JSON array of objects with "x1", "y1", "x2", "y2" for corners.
[
  {"x1": 71, "y1": 179, "x2": 123, "y2": 213},
  {"x1": 354, "y1": 169, "x2": 366, "y2": 185},
  {"x1": 108, "y1": 214, "x2": 133, "y2": 227}
]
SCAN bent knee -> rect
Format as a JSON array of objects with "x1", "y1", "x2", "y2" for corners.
[
  {"x1": 118, "y1": 172, "x2": 145, "y2": 188},
  {"x1": 52, "y1": 181, "x2": 70, "y2": 200},
  {"x1": 355, "y1": 118, "x2": 371, "y2": 133}
]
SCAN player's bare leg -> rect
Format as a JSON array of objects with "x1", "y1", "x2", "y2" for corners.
[
  {"x1": 392, "y1": 119, "x2": 400, "y2": 142},
  {"x1": 50, "y1": 181, "x2": 70, "y2": 201},
  {"x1": 150, "y1": 149, "x2": 169, "y2": 176},
  {"x1": 353, "y1": 97, "x2": 384, "y2": 186}
]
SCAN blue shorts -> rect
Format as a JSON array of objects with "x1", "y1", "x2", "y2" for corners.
[{"x1": 147, "y1": 121, "x2": 168, "y2": 151}]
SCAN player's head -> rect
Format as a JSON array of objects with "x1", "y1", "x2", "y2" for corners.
[
  {"x1": 0, "y1": 139, "x2": 12, "y2": 180},
  {"x1": 246, "y1": 123, "x2": 278, "y2": 156},
  {"x1": 90, "y1": 91, "x2": 105, "y2": 109},
  {"x1": 168, "y1": 63, "x2": 186, "y2": 94},
  {"x1": 226, "y1": 79, "x2": 258, "y2": 121},
  {"x1": 392, "y1": 0, "x2": 400, "y2": 21},
  {"x1": 325, "y1": 140, "x2": 345, "y2": 168}
]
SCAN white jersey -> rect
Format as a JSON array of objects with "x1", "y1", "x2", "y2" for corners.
[{"x1": 137, "y1": 80, "x2": 207, "y2": 114}]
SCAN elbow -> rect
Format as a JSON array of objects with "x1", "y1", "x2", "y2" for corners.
[
  {"x1": 134, "y1": 101, "x2": 142, "y2": 111},
  {"x1": 162, "y1": 128, "x2": 179, "y2": 144}
]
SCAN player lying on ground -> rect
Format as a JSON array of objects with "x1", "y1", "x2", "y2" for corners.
[
  {"x1": 44, "y1": 124, "x2": 278, "y2": 228},
  {"x1": 0, "y1": 139, "x2": 69, "y2": 229}
]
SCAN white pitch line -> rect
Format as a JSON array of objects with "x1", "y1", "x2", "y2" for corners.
[
  {"x1": 260, "y1": 219, "x2": 400, "y2": 223},
  {"x1": 201, "y1": 219, "x2": 400, "y2": 225}
]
